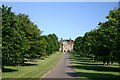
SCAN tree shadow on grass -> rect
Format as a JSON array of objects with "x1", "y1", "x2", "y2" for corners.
[
  {"x1": 21, "y1": 63, "x2": 38, "y2": 66},
  {"x1": 72, "y1": 62, "x2": 104, "y2": 66},
  {"x1": 2, "y1": 68, "x2": 18, "y2": 72},
  {"x1": 66, "y1": 72, "x2": 78, "y2": 77},
  {"x1": 69, "y1": 55, "x2": 120, "y2": 72},
  {"x1": 69, "y1": 58, "x2": 93, "y2": 63},
  {"x1": 66, "y1": 71, "x2": 120, "y2": 80},
  {"x1": 76, "y1": 72, "x2": 120, "y2": 80},
  {"x1": 68, "y1": 65, "x2": 120, "y2": 72},
  {"x1": 5, "y1": 63, "x2": 38, "y2": 66},
  {"x1": 69, "y1": 55, "x2": 120, "y2": 79},
  {"x1": 66, "y1": 70, "x2": 120, "y2": 79}
]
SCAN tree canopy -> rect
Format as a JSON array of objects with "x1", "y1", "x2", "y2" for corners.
[
  {"x1": 2, "y1": 5, "x2": 59, "y2": 67},
  {"x1": 73, "y1": 8, "x2": 120, "y2": 65}
]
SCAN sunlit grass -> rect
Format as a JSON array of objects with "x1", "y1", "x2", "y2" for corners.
[
  {"x1": 2, "y1": 52, "x2": 62, "y2": 78},
  {"x1": 70, "y1": 54, "x2": 120, "y2": 79}
]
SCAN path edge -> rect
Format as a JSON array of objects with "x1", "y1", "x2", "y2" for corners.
[{"x1": 41, "y1": 52, "x2": 63, "y2": 78}]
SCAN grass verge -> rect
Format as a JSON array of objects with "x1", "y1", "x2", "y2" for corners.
[
  {"x1": 70, "y1": 53, "x2": 120, "y2": 79},
  {"x1": 2, "y1": 52, "x2": 62, "y2": 78}
]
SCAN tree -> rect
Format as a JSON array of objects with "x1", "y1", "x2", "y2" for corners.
[
  {"x1": 73, "y1": 36, "x2": 84, "y2": 56},
  {"x1": 46, "y1": 33, "x2": 59, "y2": 55},
  {"x1": 2, "y1": 5, "x2": 42, "y2": 66},
  {"x1": 2, "y1": 5, "x2": 60, "y2": 67},
  {"x1": 73, "y1": 8, "x2": 120, "y2": 65}
]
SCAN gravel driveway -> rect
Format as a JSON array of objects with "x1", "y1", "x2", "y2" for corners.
[{"x1": 45, "y1": 52, "x2": 78, "y2": 79}]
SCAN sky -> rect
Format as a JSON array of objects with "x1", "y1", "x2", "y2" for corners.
[{"x1": 2, "y1": 2, "x2": 118, "y2": 40}]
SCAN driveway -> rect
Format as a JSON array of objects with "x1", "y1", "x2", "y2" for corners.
[{"x1": 45, "y1": 52, "x2": 78, "y2": 79}]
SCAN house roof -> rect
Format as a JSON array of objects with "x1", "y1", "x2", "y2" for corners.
[{"x1": 62, "y1": 39, "x2": 74, "y2": 42}]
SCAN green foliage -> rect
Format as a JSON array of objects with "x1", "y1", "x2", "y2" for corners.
[
  {"x1": 46, "y1": 33, "x2": 59, "y2": 55},
  {"x1": 2, "y1": 52, "x2": 62, "y2": 78},
  {"x1": 2, "y1": 5, "x2": 60, "y2": 67},
  {"x1": 73, "y1": 8, "x2": 120, "y2": 65}
]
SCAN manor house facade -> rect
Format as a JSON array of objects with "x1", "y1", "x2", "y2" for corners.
[{"x1": 60, "y1": 38, "x2": 74, "y2": 52}]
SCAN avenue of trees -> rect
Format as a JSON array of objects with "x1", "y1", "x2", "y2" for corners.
[
  {"x1": 73, "y1": 8, "x2": 120, "y2": 66},
  {"x1": 2, "y1": 5, "x2": 59, "y2": 67}
]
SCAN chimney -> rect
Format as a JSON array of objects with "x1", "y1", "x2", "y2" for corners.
[
  {"x1": 70, "y1": 38, "x2": 71, "y2": 42},
  {"x1": 61, "y1": 38, "x2": 63, "y2": 41},
  {"x1": 60, "y1": 38, "x2": 63, "y2": 43}
]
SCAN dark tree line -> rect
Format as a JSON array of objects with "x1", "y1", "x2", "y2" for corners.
[
  {"x1": 73, "y1": 8, "x2": 120, "y2": 66},
  {"x1": 0, "y1": 6, "x2": 1, "y2": 45},
  {"x1": 2, "y1": 5, "x2": 59, "y2": 67}
]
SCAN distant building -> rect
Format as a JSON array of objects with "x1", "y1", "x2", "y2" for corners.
[{"x1": 60, "y1": 38, "x2": 74, "y2": 52}]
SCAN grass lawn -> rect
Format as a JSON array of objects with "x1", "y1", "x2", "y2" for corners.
[
  {"x1": 2, "y1": 52, "x2": 62, "y2": 78},
  {"x1": 70, "y1": 53, "x2": 120, "y2": 79}
]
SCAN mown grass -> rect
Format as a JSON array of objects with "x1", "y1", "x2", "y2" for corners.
[
  {"x1": 2, "y1": 52, "x2": 62, "y2": 78},
  {"x1": 70, "y1": 54, "x2": 120, "y2": 79}
]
